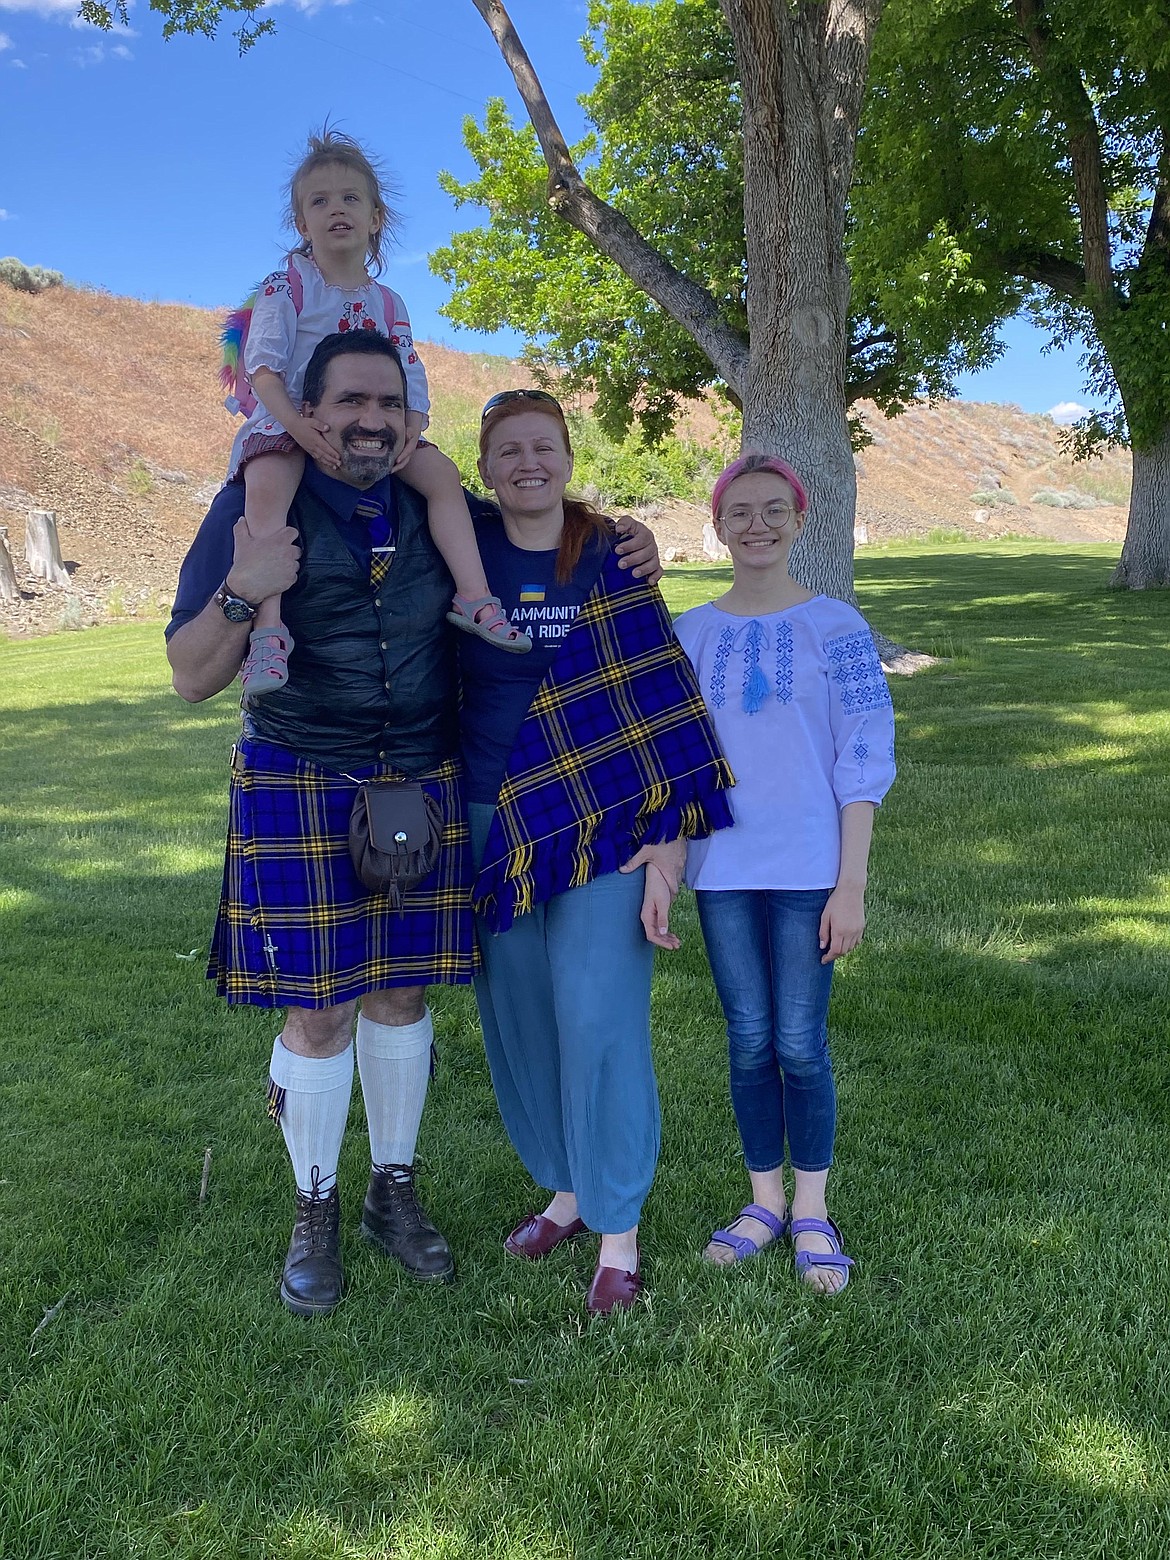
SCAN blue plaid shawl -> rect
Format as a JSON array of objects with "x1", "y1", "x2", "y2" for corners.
[{"x1": 472, "y1": 550, "x2": 735, "y2": 933}]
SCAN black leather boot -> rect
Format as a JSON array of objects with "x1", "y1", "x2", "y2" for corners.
[
  {"x1": 280, "y1": 1173, "x2": 344, "y2": 1317},
  {"x1": 361, "y1": 1163, "x2": 455, "y2": 1282}
]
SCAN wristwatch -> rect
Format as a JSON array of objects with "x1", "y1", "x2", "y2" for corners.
[{"x1": 214, "y1": 582, "x2": 260, "y2": 624}]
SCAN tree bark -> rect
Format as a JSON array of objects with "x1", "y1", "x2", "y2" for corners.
[
  {"x1": 0, "y1": 530, "x2": 18, "y2": 602},
  {"x1": 1111, "y1": 425, "x2": 1170, "y2": 588},
  {"x1": 25, "y1": 510, "x2": 70, "y2": 587},
  {"x1": 721, "y1": 0, "x2": 880, "y2": 605}
]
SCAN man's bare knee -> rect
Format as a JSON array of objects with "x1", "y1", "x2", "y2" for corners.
[
  {"x1": 282, "y1": 1001, "x2": 358, "y2": 1057},
  {"x1": 361, "y1": 986, "x2": 427, "y2": 1026}
]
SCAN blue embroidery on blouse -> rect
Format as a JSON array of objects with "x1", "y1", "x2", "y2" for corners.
[
  {"x1": 853, "y1": 716, "x2": 869, "y2": 773},
  {"x1": 774, "y1": 621, "x2": 794, "y2": 705},
  {"x1": 710, "y1": 626, "x2": 734, "y2": 709},
  {"x1": 826, "y1": 629, "x2": 892, "y2": 715},
  {"x1": 741, "y1": 620, "x2": 768, "y2": 713}
]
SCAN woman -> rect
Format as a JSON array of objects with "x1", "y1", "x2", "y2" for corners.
[
  {"x1": 674, "y1": 454, "x2": 896, "y2": 1295},
  {"x1": 461, "y1": 389, "x2": 734, "y2": 1315}
]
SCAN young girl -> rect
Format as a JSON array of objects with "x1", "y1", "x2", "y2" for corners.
[
  {"x1": 673, "y1": 454, "x2": 896, "y2": 1295},
  {"x1": 224, "y1": 128, "x2": 530, "y2": 696}
]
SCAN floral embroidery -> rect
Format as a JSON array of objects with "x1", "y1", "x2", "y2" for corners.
[
  {"x1": 774, "y1": 621, "x2": 794, "y2": 704},
  {"x1": 337, "y1": 300, "x2": 380, "y2": 335},
  {"x1": 825, "y1": 629, "x2": 892, "y2": 715},
  {"x1": 709, "y1": 626, "x2": 734, "y2": 709}
]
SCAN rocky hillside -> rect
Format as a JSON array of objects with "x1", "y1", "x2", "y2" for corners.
[{"x1": 0, "y1": 280, "x2": 1131, "y2": 636}]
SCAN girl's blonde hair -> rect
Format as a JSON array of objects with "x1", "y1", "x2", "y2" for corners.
[{"x1": 287, "y1": 125, "x2": 400, "y2": 276}]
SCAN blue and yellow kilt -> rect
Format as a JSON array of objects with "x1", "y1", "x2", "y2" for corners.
[{"x1": 208, "y1": 738, "x2": 477, "y2": 1007}]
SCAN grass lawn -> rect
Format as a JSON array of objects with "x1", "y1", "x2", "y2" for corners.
[{"x1": 1, "y1": 542, "x2": 1168, "y2": 1559}]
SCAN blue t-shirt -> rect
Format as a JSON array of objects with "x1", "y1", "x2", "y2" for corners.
[{"x1": 460, "y1": 509, "x2": 607, "y2": 805}]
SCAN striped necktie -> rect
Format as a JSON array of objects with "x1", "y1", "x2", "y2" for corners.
[{"x1": 354, "y1": 494, "x2": 394, "y2": 589}]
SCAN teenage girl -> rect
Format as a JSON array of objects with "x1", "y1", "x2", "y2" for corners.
[
  {"x1": 673, "y1": 454, "x2": 896, "y2": 1295},
  {"x1": 225, "y1": 127, "x2": 530, "y2": 696}
]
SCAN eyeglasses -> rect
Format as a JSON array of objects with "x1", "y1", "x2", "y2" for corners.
[
  {"x1": 480, "y1": 388, "x2": 563, "y2": 422},
  {"x1": 718, "y1": 501, "x2": 801, "y2": 533}
]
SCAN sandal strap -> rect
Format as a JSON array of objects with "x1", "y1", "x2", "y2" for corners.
[
  {"x1": 790, "y1": 1216, "x2": 854, "y2": 1272},
  {"x1": 740, "y1": 1203, "x2": 788, "y2": 1240},
  {"x1": 245, "y1": 628, "x2": 293, "y2": 678}
]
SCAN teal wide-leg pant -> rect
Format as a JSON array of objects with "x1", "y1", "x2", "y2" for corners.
[{"x1": 469, "y1": 804, "x2": 660, "y2": 1234}]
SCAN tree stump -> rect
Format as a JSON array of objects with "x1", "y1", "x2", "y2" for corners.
[
  {"x1": 0, "y1": 529, "x2": 18, "y2": 602},
  {"x1": 25, "y1": 510, "x2": 70, "y2": 587},
  {"x1": 701, "y1": 521, "x2": 730, "y2": 562}
]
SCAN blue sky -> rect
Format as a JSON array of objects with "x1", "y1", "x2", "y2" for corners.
[{"x1": 0, "y1": 0, "x2": 1090, "y2": 422}]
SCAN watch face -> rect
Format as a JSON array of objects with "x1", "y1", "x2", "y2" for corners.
[{"x1": 219, "y1": 591, "x2": 255, "y2": 624}]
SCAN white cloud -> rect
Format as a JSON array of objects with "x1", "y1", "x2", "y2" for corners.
[
  {"x1": 0, "y1": 30, "x2": 11, "y2": 45},
  {"x1": 1048, "y1": 401, "x2": 1090, "y2": 426},
  {"x1": 73, "y1": 36, "x2": 131, "y2": 63},
  {"x1": 10, "y1": 54, "x2": 26, "y2": 63},
  {"x1": 0, "y1": 209, "x2": 12, "y2": 220}
]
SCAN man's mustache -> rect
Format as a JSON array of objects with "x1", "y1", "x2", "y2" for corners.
[{"x1": 341, "y1": 425, "x2": 399, "y2": 451}]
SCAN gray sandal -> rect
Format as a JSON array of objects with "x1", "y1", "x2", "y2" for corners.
[
  {"x1": 446, "y1": 594, "x2": 531, "y2": 654},
  {"x1": 241, "y1": 627, "x2": 294, "y2": 695}
]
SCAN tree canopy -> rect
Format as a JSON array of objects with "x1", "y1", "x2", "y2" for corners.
[{"x1": 434, "y1": 0, "x2": 1014, "y2": 446}]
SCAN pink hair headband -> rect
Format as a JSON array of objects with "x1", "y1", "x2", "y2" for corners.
[{"x1": 711, "y1": 455, "x2": 809, "y2": 519}]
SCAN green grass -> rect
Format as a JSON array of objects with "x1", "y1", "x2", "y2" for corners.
[{"x1": 2, "y1": 543, "x2": 1169, "y2": 1559}]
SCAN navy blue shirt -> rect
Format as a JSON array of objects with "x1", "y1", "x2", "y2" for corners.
[
  {"x1": 459, "y1": 508, "x2": 607, "y2": 805},
  {"x1": 166, "y1": 464, "x2": 400, "y2": 639}
]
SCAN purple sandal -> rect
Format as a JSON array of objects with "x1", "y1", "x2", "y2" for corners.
[
  {"x1": 791, "y1": 1216, "x2": 854, "y2": 1294},
  {"x1": 705, "y1": 1203, "x2": 789, "y2": 1263}
]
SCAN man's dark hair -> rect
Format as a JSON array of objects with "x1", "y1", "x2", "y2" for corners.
[{"x1": 301, "y1": 330, "x2": 406, "y2": 409}]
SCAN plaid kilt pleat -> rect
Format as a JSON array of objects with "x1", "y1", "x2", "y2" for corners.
[{"x1": 207, "y1": 739, "x2": 476, "y2": 1007}]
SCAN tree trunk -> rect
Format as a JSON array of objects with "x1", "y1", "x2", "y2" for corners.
[
  {"x1": 1111, "y1": 424, "x2": 1170, "y2": 588},
  {"x1": 726, "y1": 0, "x2": 873, "y2": 607},
  {"x1": 25, "y1": 510, "x2": 70, "y2": 587},
  {"x1": 0, "y1": 529, "x2": 18, "y2": 602}
]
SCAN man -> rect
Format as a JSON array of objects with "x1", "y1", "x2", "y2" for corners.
[{"x1": 168, "y1": 331, "x2": 473, "y2": 1316}]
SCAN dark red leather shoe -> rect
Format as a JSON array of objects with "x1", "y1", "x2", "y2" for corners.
[
  {"x1": 585, "y1": 1256, "x2": 643, "y2": 1316},
  {"x1": 504, "y1": 1212, "x2": 586, "y2": 1259}
]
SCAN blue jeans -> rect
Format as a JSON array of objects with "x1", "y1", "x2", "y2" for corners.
[
  {"x1": 468, "y1": 804, "x2": 660, "y2": 1233},
  {"x1": 696, "y1": 889, "x2": 836, "y2": 1173}
]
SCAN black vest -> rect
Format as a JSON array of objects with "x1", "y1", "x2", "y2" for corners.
[{"x1": 245, "y1": 480, "x2": 457, "y2": 773}]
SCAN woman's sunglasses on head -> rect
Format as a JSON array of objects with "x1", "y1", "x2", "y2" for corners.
[{"x1": 481, "y1": 388, "x2": 563, "y2": 422}]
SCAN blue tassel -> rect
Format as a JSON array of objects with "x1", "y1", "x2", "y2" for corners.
[{"x1": 743, "y1": 664, "x2": 769, "y2": 714}]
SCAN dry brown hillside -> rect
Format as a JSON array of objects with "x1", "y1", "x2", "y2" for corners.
[{"x1": 0, "y1": 281, "x2": 1131, "y2": 636}]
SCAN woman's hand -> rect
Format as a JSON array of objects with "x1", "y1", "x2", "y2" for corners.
[
  {"x1": 819, "y1": 884, "x2": 866, "y2": 964},
  {"x1": 621, "y1": 838, "x2": 686, "y2": 950},
  {"x1": 613, "y1": 516, "x2": 663, "y2": 585}
]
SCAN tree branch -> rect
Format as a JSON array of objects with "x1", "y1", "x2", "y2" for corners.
[
  {"x1": 1012, "y1": 0, "x2": 1114, "y2": 298},
  {"x1": 468, "y1": 0, "x2": 750, "y2": 398},
  {"x1": 997, "y1": 247, "x2": 1088, "y2": 298},
  {"x1": 849, "y1": 328, "x2": 896, "y2": 357}
]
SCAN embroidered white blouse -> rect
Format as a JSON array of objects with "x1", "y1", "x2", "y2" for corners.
[
  {"x1": 674, "y1": 594, "x2": 896, "y2": 891},
  {"x1": 226, "y1": 256, "x2": 430, "y2": 477}
]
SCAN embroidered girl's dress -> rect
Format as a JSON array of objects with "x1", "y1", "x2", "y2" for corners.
[
  {"x1": 226, "y1": 256, "x2": 429, "y2": 480},
  {"x1": 673, "y1": 594, "x2": 896, "y2": 890}
]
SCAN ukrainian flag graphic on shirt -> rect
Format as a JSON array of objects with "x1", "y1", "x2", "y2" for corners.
[{"x1": 519, "y1": 583, "x2": 546, "y2": 603}]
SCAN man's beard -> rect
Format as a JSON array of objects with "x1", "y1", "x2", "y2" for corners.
[{"x1": 337, "y1": 425, "x2": 398, "y2": 485}]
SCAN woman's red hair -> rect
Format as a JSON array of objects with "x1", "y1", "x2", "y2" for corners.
[{"x1": 478, "y1": 399, "x2": 611, "y2": 585}]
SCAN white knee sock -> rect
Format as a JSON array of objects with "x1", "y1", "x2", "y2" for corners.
[
  {"x1": 267, "y1": 1035, "x2": 354, "y2": 1195},
  {"x1": 355, "y1": 1009, "x2": 433, "y2": 1167}
]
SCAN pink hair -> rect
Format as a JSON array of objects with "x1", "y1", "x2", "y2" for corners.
[{"x1": 711, "y1": 453, "x2": 809, "y2": 519}]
